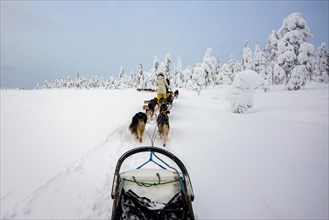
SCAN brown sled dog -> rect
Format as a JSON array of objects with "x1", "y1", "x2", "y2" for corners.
[
  {"x1": 174, "y1": 90, "x2": 179, "y2": 99},
  {"x1": 157, "y1": 111, "x2": 169, "y2": 147},
  {"x1": 129, "y1": 112, "x2": 147, "y2": 143},
  {"x1": 143, "y1": 98, "x2": 158, "y2": 119}
]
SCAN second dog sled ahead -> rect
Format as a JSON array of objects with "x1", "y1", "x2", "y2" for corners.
[{"x1": 111, "y1": 146, "x2": 195, "y2": 219}]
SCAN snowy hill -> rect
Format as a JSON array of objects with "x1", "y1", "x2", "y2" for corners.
[{"x1": 1, "y1": 84, "x2": 328, "y2": 219}]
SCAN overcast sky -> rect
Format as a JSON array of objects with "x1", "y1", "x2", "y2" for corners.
[{"x1": 1, "y1": 1, "x2": 328, "y2": 88}]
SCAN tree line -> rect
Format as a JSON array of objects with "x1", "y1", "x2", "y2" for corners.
[{"x1": 40, "y1": 13, "x2": 328, "y2": 91}]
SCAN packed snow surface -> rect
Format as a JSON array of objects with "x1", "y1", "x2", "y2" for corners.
[{"x1": 1, "y1": 84, "x2": 328, "y2": 219}]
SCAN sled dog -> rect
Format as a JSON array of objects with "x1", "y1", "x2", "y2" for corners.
[
  {"x1": 129, "y1": 112, "x2": 147, "y2": 143},
  {"x1": 143, "y1": 98, "x2": 158, "y2": 119},
  {"x1": 174, "y1": 90, "x2": 179, "y2": 99},
  {"x1": 157, "y1": 112, "x2": 170, "y2": 147},
  {"x1": 159, "y1": 103, "x2": 170, "y2": 115}
]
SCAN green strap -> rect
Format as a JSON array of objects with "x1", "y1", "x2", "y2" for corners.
[{"x1": 123, "y1": 172, "x2": 178, "y2": 187}]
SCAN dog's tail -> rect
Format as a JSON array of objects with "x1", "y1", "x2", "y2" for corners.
[
  {"x1": 162, "y1": 124, "x2": 169, "y2": 147},
  {"x1": 129, "y1": 123, "x2": 136, "y2": 134},
  {"x1": 137, "y1": 121, "x2": 146, "y2": 143}
]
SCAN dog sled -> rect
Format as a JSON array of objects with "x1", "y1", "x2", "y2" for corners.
[{"x1": 111, "y1": 146, "x2": 195, "y2": 219}]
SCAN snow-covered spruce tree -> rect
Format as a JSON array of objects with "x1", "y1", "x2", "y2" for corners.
[
  {"x1": 214, "y1": 57, "x2": 222, "y2": 85},
  {"x1": 217, "y1": 55, "x2": 239, "y2": 85},
  {"x1": 233, "y1": 59, "x2": 242, "y2": 74},
  {"x1": 218, "y1": 63, "x2": 230, "y2": 85},
  {"x1": 314, "y1": 43, "x2": 329, "y2": 83},
  {"x1": 164, "y1": 54, "x2": 172, "y2": 80},
  {"x1": 298, "y1": 42, "x2": 314, "y2": 79},
  {"x1": 148, "y1": 57, "x2": 159, "y2": 90},
  {"x1": 174, "y1": 56, "x2": 184, "y2": 88},
  {"x1": 226, "y1": 55, "x2": 239, "y2": 84},
  {"x1": 157, "y1": 62, "x2": 164, "y2": 74},
  {"x1": 182, "y1": 66, "x2": 193, "y2": 88},
  {"x1": 191, "y1": 65, "x2": 206, "y2": 94},
  {"x1": 144, "y1": 71, "x2": 156, "y2": 91},
  {"x1": 129, "y1": 68, "x2": 137, "y2": 88},
  {"x1": 108, "y1": 76, "x2": 117, "y2": 89},
  {"x1": 136, "y1": 63, "x2": 145, "y2": 89},
  {"x1": 42, "y1": 80, "x2": 50, "y2": 89},
  {"x1": 201, "y1": 48, "x2": 218, "y2": 87},
  {"x1": 254, "y1": 42, "x2": 271, "y2": 91},
  {"x1": 153, "y1": 56, "x2": 159, "y2": 74},
  {"x1": 265, "y1": 30, "x2": 280, "y2": 84},
  {"x1": 118, "y1": 66, "x2": 126, "y2": 89},
  {"x1": 276, "y1": 12, "x2": 313, "y2": 90},
  {"x1": 242, "y1": 40, "x2": 253, "y2": 70},
  {"x1": 119, "y1": 66, "x2": 125, "y2": 79}
]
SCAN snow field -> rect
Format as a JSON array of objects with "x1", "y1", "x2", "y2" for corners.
[{"x1": 1, "y1": 84, "x2": 328, "y2": 219}]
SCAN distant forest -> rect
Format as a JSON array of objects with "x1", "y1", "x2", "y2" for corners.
[{"x1": 40, "y1": 13, "x2": 328, "y2": 91}]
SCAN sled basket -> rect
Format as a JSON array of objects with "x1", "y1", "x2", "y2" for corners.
[{"x1": 111, "y1": 146, "x2": 195, "y2": 220}]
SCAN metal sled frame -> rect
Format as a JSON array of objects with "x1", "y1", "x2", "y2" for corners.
[{"x1": 111, "y1": 146, "x2": 195, "y2": 219}]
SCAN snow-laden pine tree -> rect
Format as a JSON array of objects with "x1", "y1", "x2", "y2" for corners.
[
  {"x1": 201, "y1": 48, "x2": 218, "y2": 87},
  {"x1": 254, "y1": 43, "x2": 271, "y2": 91},
  {"x1": 233, "y1": 60, "x2": 242, "y2": 74},
  {"x1": 254, "y1": 43, "x2": 263, "y2": 72},
  {"x1": 119, "y1": 66, "x2": 125, "y2": 79},
  {"x1": 146, "y1": 57, "x2": 157, "y2": 89},
  {"x1": 164, "y1": 54, "x2": 172, "y2": 80},
  {"x1": 218, "y1": 63, "x2": 230, "y2": 85},
  {"x1": 276, "y1": 12, "x2": 313, "y2": 90},
  {"x1": 298, "y1": 41, "x2": 314, "y2": 79},
  {"x1": 221, "y1": 55, "x2": 239, "y2": 85},
  {"x1": 129, "y1": 68, "x2": 137, "y2": 88},
  {"x1": 242, "y1": 40, "x2": 253, "y2": 70},
  {"x1": 157, "y1": 62, "x2": 165, "y2": 76},
  {"x1": 182, "y1": 66, "x2": 192, "y2": 88},
  {"x1": 214, "y1": 57, "x2": 222, "y2": 85},
  {"x1": 153, "y1": 56, "x2": 159, "y2": 75},
  {"x1": 144, "y1": 71, "x2": 156, "y2": 91},
  {"x1": 265, "y1": 30, "x2": 281, "y2": 84},
  {"x1": 174, "y1": 56, "x2": 184, "y2": 88},
  {"x1": 136, "y1": 63, "x2": 144, "y2": 89},
  {"x1": 314, "y1": 43, "x2": 329, "y2": 83},
  {"x1": 191, "y1": 64, "x2": 206, "y2": 94},
  {"x1": 118, "y1": 66, "x2": 126, "y2": 89}
]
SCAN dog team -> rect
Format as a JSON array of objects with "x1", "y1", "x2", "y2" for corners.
[{"x1": 129, "y1": 72, "x2": 179, "y2": 147}]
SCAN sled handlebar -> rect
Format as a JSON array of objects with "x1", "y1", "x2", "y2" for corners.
[{"x1": 111, "y1": 146, "x2": 194, "y2": 201}]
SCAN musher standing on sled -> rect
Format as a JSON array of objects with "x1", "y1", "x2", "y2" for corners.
[{"x1": 156, "y1": 72, "x2": 169, "y2": 102}]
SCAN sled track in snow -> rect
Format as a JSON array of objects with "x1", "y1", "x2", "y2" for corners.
[
  {"x1": 2, "y1": 120, "x2": 151, "y2": 219},
  {"x1": 2, "y1": 95, "x2": 178, "y2": 219}
]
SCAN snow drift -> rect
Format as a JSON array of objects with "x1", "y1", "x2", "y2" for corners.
[{"x1": 227, "y1": 70, "x2": 263, "y2": 113}]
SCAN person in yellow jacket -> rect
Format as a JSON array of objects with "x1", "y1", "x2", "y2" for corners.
[{"x1": 156, "y1": 72, "x2": 169, "y2": 102}]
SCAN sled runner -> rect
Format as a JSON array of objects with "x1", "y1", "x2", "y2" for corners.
[{"x1": 111, "y1": 146, "x2": 195, "y2": 219}]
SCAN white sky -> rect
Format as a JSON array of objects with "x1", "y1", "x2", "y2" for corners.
[{"x1": 1, "y1": 1, "x2": 328, "y2": 88}]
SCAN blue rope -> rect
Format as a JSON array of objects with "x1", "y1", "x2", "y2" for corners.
[
  {"x1": 136, "y1": 151, "x2": 167, "y2": 170},
  {"x1": 135, "y1": 149, "x2": 185, "y2": 195},
  {"x1": 152, "y1": 152, "x2": 186, "y2": 195}
]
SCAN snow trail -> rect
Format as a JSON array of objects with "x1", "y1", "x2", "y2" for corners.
[
  {"x1": 3, "y1": 121, "x2": 140, "y2": 219},
  {"x1": 3, "y1": 95, "x2": 178, "y2": 219}
]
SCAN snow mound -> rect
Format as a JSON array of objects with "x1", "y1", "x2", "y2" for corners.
[{"x1": 227, "y1": 70, "x2": 263, "y2": 113}]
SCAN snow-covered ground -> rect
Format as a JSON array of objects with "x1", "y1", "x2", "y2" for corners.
[{"x1": 1, "y1": 83, "x2": 328, "y2": 219}]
